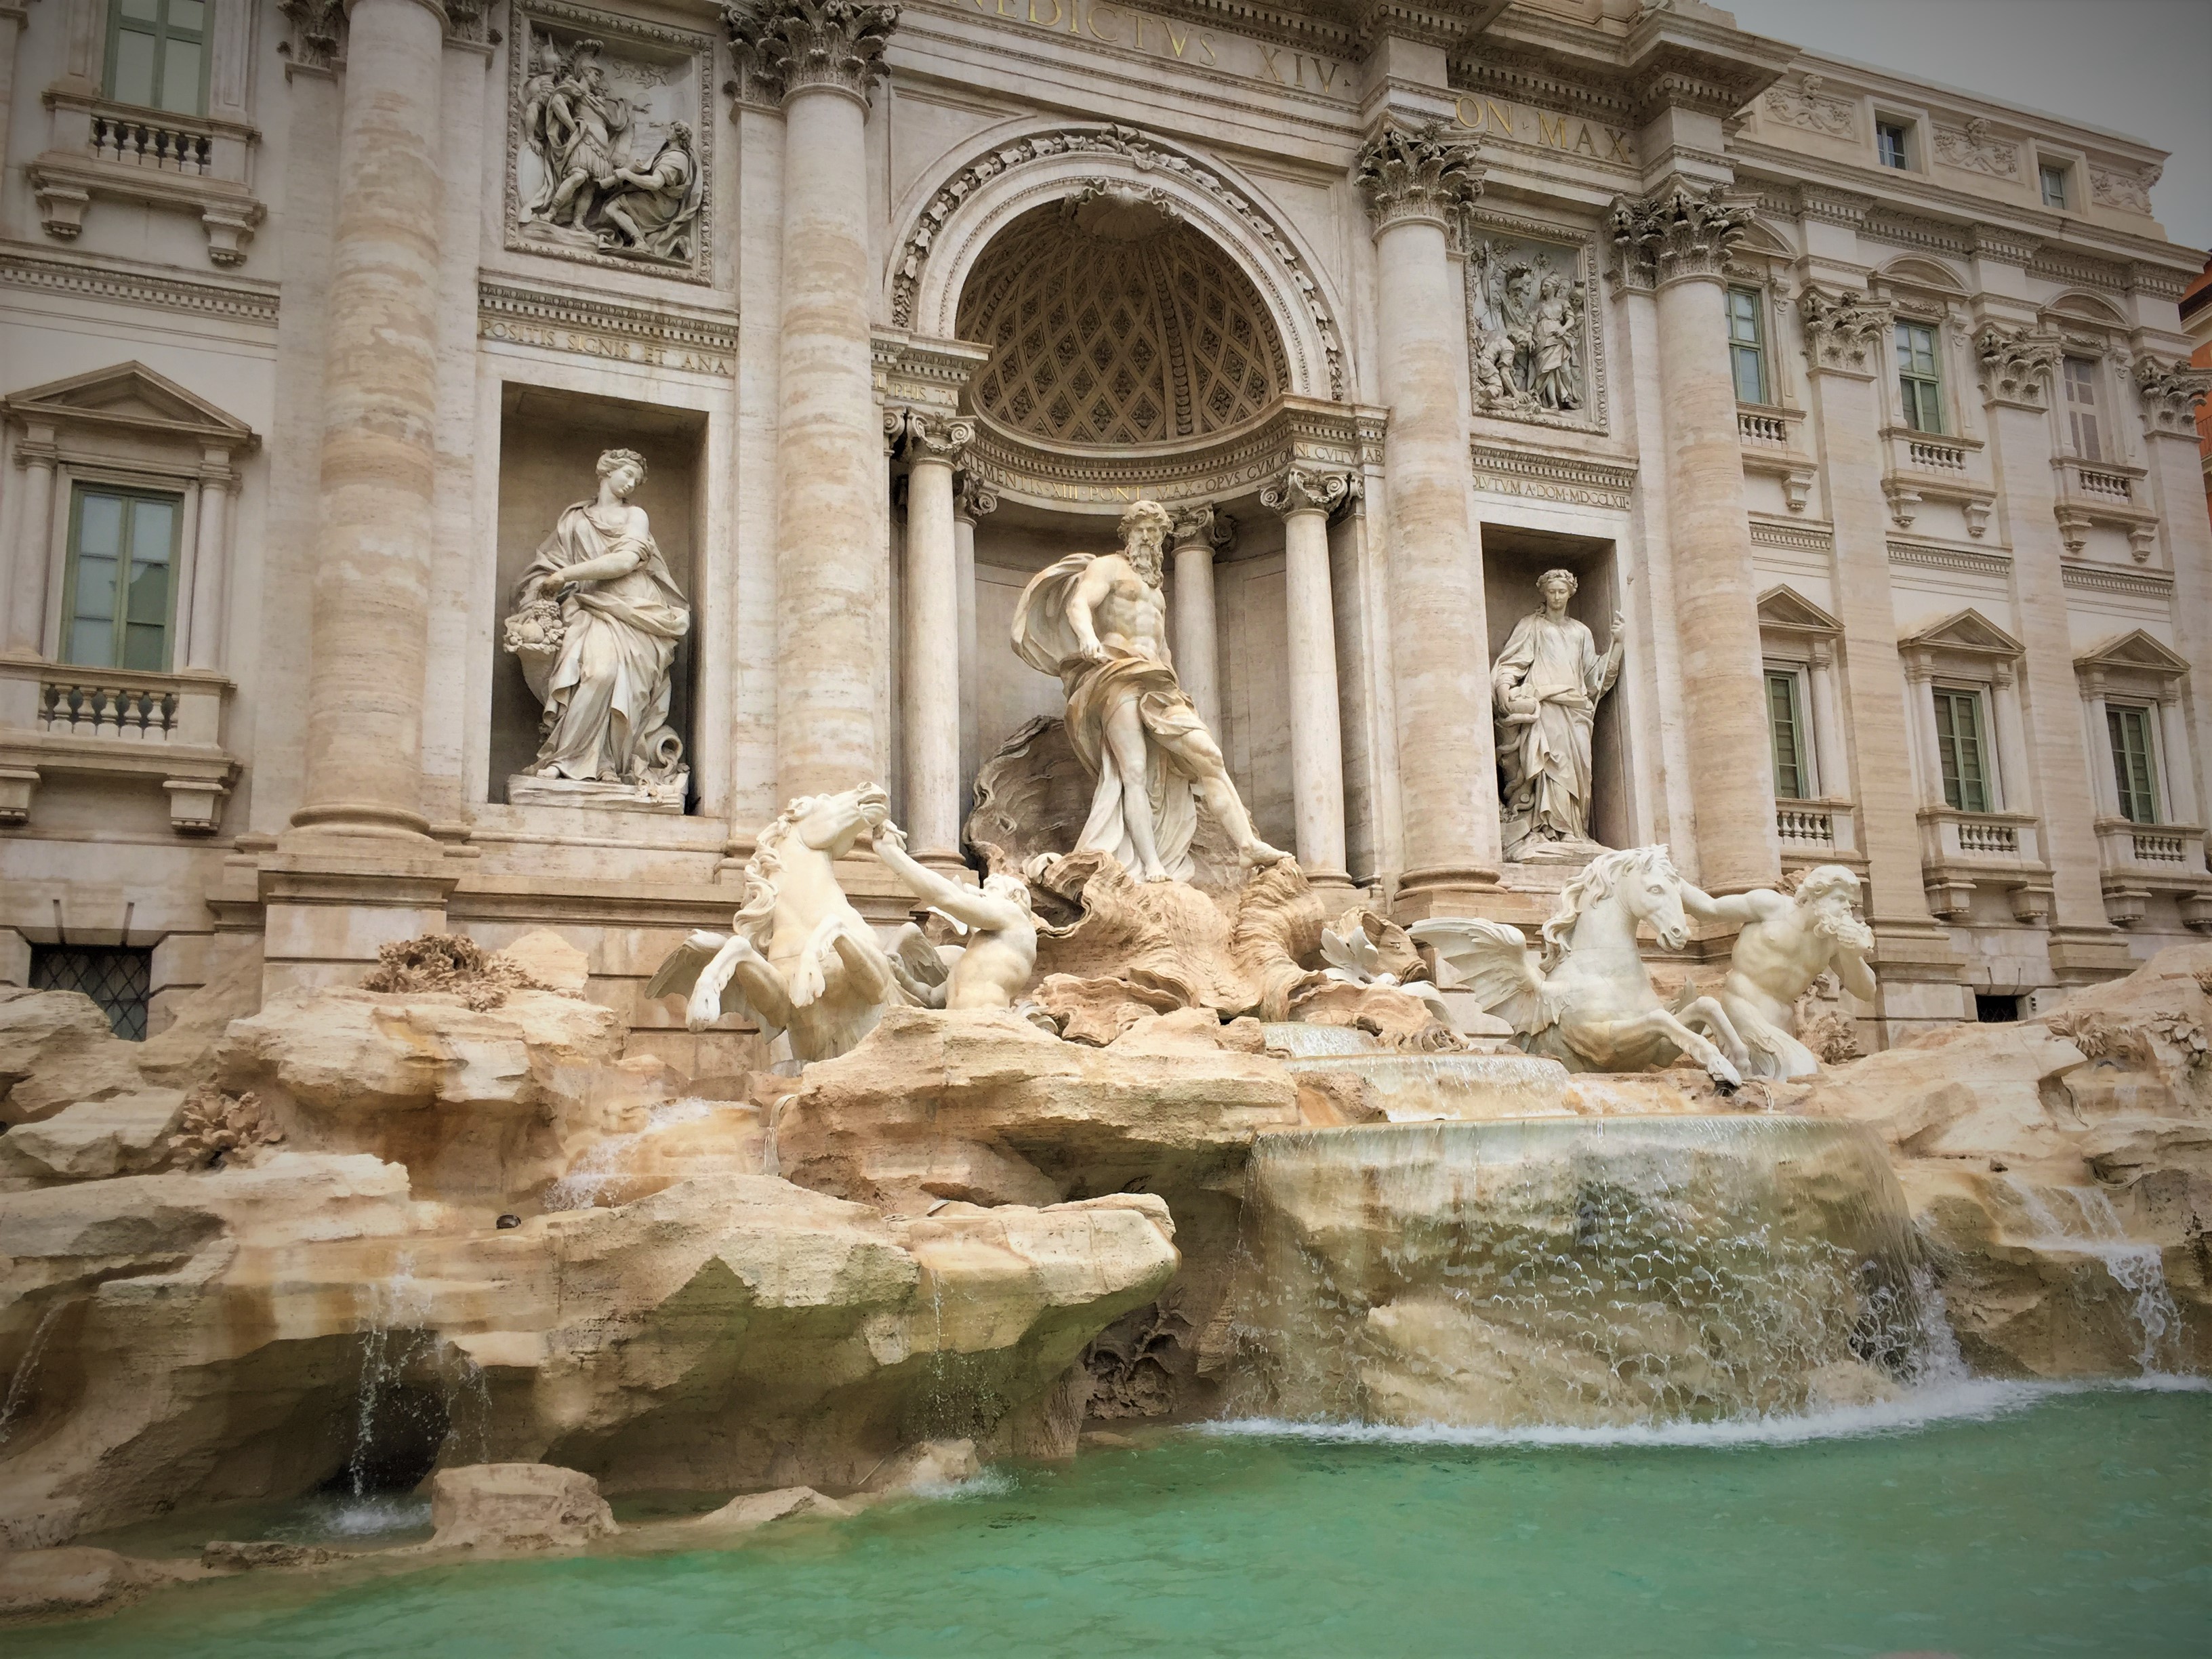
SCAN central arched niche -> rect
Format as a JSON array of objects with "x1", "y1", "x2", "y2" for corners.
[
  {"x1": 951, "y1": 192, "x2": 1304, "y2": 857},
  {"x1": 956, "y1": 193, "x2": 1290, "y2": 449}
]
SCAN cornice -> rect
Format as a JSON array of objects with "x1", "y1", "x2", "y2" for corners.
[
  {"x1": 0, "y1": 247, "x2": 279, "y2": 325},
  {"x1": 1469, "y1": 438, "x2": 1635, "y2": 511}
]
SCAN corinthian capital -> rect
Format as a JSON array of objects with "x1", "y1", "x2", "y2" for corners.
[
  {"x1": 1261, "y1": 468, "x2": 1351, "y2": 518},
  {"x1": 722, "y1": 0, "x2": 899, "y2": 107},
  {"x1": 2134, "y1": 354, "x2": 2212, "y2": 438},
  {"x1": 1607, "y1": 183, "x2": 1753, "y2": 291},
  {"x1": 1974, "y1": 323, "x2": 2062, "y2": 409},
  {"x1": 1797, "y1": 287, "x2": 1893, "y2": 376},
  {"x1": 895, "y1": 409, "x2": 973, "y2": 465},
  {"x1": 1353, "y1": 121, "x2": 1481, "y2": 235},
  {"x1": 1170, "y1": 503, "x2": 1235, "y2": 552}
]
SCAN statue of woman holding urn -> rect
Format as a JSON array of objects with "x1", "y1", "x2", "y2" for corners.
[{"x1": 504, "y1": 448, "x2": 691, "y2": 806}]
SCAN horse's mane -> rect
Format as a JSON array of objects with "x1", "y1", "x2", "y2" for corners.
[
  {"x1": 733, "y1": 795, "x2": 813, "y2": 949},
  {"x1": 1540, "y1": 844, "x2": 1678, "y2": 966}
]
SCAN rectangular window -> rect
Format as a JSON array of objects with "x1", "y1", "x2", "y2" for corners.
[
  {"x1": 30, "y1": 944, "x2": 152, "y2": 1040},
  {"x1": 1727, "y1": 287, "x2": 1768, "y2": 405},
  {"x1": 2107, "y1": 704, "x2": 2160, "y2": 824},
  {"x1": 1932, "y1": 687, "x2": 1992, "y2": 813},
  {"x1": 2064, "y1": 355, "x2": 2102, "y2": 462},
  {"x1": 1877, "y1": 121, "x2": 1910, "y2": 169},
  {"x1": 64, "y1": 484, "x2": 179, "y2": 671},
  {"x1": 1767, "y1": 670, "x2": 1809, "y2": 799},
  {"x1": 1896, "y1": 321, "x2": 1944, "y2": 434},
  {"x1": 106, "y1": 0, "x2": 208, "y2": 117},
  {"x1": 2040, "y1": 163, "x2": 2068, "y2": 209}
]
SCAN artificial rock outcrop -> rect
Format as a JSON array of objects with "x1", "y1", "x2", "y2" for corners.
[{"x1": 1792, "y1": 942, "x2": 2212, "y2": 1377}]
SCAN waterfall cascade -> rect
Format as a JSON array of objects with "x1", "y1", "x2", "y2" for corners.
[
  {"x1": 1227, "y1": 1115, "x2": 1936, "y2": 1428},
  {"x1": 1994, "y1": 1178, "x2": 2185, "y2": 1374},
  {"x1": 1260, "y1": 1022, "x2": 1570, "y2": 1120}
]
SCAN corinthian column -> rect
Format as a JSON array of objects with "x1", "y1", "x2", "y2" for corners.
[
  {"x1": 1355, "y1": 121, "x2": 1496, "y2": 916},
  {"x1": 896, "y1": 411, "x2": 972, "y2": 873},
  {"x1": 1263, "y1": 469, "x2": 1351, "y2": 884},
  {"x1": 726, "y1": 1, "x2": 899, "y2": 804},
  {"x1": 1168, "y1": 504, "x2": 1229, "y2": 731},
  {"x1": 289, "y1": 0, "x2": 449, "y2": 842},
  {"x1": 1609, "y1": 185, "x2": 1778, "y2": 893}
]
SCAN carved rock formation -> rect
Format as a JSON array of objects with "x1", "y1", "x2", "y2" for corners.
[{"x1": 425, "y1": 1464, "x2": 618, "y2": 1555}]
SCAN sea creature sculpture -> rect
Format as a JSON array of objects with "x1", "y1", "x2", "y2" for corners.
[
  {"x1": 647, "y1": 783, "x2": 910, "y2": 1063},
  {"x1": 1410, "y1": 844, "x2": 1749, "y2": 1086}
]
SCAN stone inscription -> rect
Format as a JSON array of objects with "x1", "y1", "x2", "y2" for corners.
[
  {"x1": 1452, "y1": 96, "x2": 1635, "y2": 167},
  {"x1": 963, "y1": 0, "x2": 1349, "y2": 96}
]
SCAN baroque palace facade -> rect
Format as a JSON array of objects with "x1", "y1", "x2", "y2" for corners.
[{"x1": 1, "y1": 0, "x2": 2208, "y2": 1063}]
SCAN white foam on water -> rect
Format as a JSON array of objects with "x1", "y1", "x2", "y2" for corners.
[
  {"x1": 905, "y1": 1467, "x2": 1018, "y2": 1501},
  {"x1": 1202, "y1": 1374, "x2": 2207, "y2": 1452},
  {"x1": 313, "y1": 1496, "x2": 434, "y2": 1538},
  {"x1": 1998, "y1": 1177, "x2": 2186, "y2": 1375}
]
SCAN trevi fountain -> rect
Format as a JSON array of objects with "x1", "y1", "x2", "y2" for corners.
[{"x1": 1, "y1": 0, "x2": 2209, "y2": 1654}]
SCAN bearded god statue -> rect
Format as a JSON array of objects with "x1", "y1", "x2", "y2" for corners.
[
  {"x1": 504, "y1": 448, "x2": 691, "y2": 810},
  {"x1": 1011, "y1": 500, "x2": 1290, "y2": 883},
  {"x1": 1492, "y1": 567, "x2": 1624, "y2": 863}
]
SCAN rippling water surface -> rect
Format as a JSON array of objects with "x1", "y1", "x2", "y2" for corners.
[{"x1": 30, "y1": 1385, "x2": 2210, "y2": 1659}]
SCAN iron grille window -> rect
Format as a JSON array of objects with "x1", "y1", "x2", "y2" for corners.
[{"x1": 30, "y1": 945, "x2": 152, "y2": 1040}]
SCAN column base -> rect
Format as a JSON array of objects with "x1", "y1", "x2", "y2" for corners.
[
  {"x1": 1300, "y1": 866, "x2": 1359, "y2": 903},
  {"x1": 258, "y1": 844, "x2": 459, "y2": 998},
  {"x1": 1391, "y1": 864, "x2": 1504, "y2": 924}
]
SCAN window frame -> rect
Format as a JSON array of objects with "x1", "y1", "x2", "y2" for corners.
[
  {"x1": 1875, "y1": 120, "x2": 1912, "y2": 171},
  {"x1": 2039, "y1": 162, "x2": 2069, "y2": 211},
  {"x1": 1931, "y1": 684, "x2": 1996, "y2": 814},
  {"x1": 1896, "y1": 319, "x2": 1946, "y2": 435},
  {"x1": 59, "y1": 480, "x2": 184, "y2": 672},
  {"x1": 2105, "y1": 701, "x2": 2161, "y2": 825},
  {"x1": 103, "y1": 0, "x2": 211, "y2": 119},
  {"x1": 1726, "y1": 284, "x2": 1769, "y2": 406},
  {"x1": 2061, "y1": 353, "x2": 2104, "y2": 462},
  {"x1": 1764, "y1": 664, "x2": 1813, "y2": 800}
]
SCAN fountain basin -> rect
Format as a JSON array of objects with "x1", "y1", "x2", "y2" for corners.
[
  {"x1": 1228, "y1": 1115, "x2": 1929, "y2": 1429},
  {"x1": 1260, "y1": 1022, "x2": 1570, "y2": 1120}
]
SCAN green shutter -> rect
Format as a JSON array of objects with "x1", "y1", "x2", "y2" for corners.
[
  {"x1": 1727, "y1": 288, "x2": 1766, "y2": 404},
  {"x1": 62, "y1": 485, "x2": 178, "y2": 670},
  {"x1": 106, "y1": 0, "x2": 208, "y2": 117},
  {"x1": 1896, "y1": 322, "x2": 1944, "y2": 434},
  {"x1": 1767, "y1": 672, "x2": 1806, "y2": 798},
  {"x1": 1933, "y1": 690, "x2": 1990, "y2": 814},
  {"x1": 2107, "y1": 706, "x2": 2158, "y2": 824}
]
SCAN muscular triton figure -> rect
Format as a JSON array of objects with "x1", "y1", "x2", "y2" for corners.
[
  {"x1": 1684, "y1": 863, "x2": 1877, "y2": 1080},
  {"x1": 1011, "y1": 499, "x2": 1290, "y2": 883},
  {"x1": 870, "y1": 820, "x2": 1040, "y2": 1011}
]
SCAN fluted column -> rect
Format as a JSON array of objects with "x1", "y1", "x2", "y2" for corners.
[
  {"x1": 1168, "y1": 504, "x2": 1229, "y2": 731},
  {"x1": 1609, "y1": 185, "x2": 1779, "y2": 893},
  {"x1": 289, "y1": 0, "x2": 447, "y2": 842},
  {"x1": 954, "y1": 474, "x2": 996, "y2": 811},
  {"x1": 1355, "y1": 121, "x2": 1497, "y2": 914},
  {"x1": 1263, "y1": 469, "x2": 1351, "y2": 884},
  {"x1": 728, "y1": 1, "x2": 899, "y2": 803},
  {"x1": 896, "y1": 411, "x2": 971, "y2": 872},
  {"x1": 3, "y1": 422, "x2": 57, "y2": 655}
]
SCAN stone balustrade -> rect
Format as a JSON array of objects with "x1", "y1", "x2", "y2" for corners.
[
  {"x1": 28, "y1": 90, "x2": 264, "y2": 265},
  {"x1": 0, "y1": 659, "x2": 236, "y2": 831},
  {"x1": 1774, "y1": 800, "x2": 1858, "y2": 856}
]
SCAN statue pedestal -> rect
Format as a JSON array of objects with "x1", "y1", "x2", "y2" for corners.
[{"x1": 506, "y1": 773, "x2": 687, "y2": 815}]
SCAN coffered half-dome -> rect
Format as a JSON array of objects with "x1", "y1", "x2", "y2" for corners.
[{"x1": 956, "y1": 194, "x2": 1291, "y2": 449}]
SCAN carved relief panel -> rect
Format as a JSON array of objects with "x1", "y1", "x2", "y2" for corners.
[
  {"x1": 1462, "y1": 217, "x2": 1605, "y2": 433},
  {"x1": 506, "y1": 1, "x2": 716, "y2": 283}
]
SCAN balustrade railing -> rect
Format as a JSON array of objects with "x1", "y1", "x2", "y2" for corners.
[
  {"x1": 1738, "y1": 411, "x2": 1790, "y2": 447},
  {"x1": 2129, "y1": 830, "x2": 2188, "y2": 863},
  {"x1": 1955, "y1": 817, "x2": 2019, "y2": 855},
  {"x1": 89, "y1": 112, "x2": 213, "y2": 175},
  {"x1": 1906, "y1": 437, "x2": 1968, "y2": 472},
  {"x1": 1775, "y1": 806, "x2": 1835, "y2": 846},
  {"x1": 2077, "y1": 468, "x2": 2133, "y2": 501},
  {"x1": 38, "y1": 678, "x2": 182, "y2": 743}
]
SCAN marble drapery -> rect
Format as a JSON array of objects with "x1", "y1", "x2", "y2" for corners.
[{"x1": 1492, "y1": 578, "x2": 1621, "y2": 861}]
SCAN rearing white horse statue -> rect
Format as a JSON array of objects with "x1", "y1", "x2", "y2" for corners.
[
  {"x1": 647, "y1": 783, "x2": 912, "y2": 1064},
  {"x1": 1411, "y1": 844, "x2": 1750, "y2": 1088}
]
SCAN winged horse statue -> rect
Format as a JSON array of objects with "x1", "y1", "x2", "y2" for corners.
[
  {"x1": 1410, "y1": 844, "x2": 1750, "y2": 1088},
  {"x1": 647, "y1": 783, "x2": 916, "y2": 1065}
]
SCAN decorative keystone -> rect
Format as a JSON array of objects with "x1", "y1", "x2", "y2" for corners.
[
  {"x1": 722, "y1": 0, "x2": 899, "y2": 106},
  {"x1": 1607, "y1": 183, "x2": 1753, "y2": 291},
  {"x1": 1353, "y1": 120, "x2": 1481, "y2": 235}
]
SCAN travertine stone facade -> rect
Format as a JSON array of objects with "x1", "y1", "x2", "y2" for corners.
[{"x1": 2, "y1": 0, "x2": 2208, "y2": 1052}]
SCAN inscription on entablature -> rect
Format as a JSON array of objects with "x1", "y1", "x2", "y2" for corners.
[
  {"x1": 960, "y1": 0, "x2": 1353, "y2": 96},
  {"x1": 1451, "y1": 97, "x2": 1635, "y2": 167},
  {"x1": 506, "y1": 1, "x2": 716, "y2": 285}
]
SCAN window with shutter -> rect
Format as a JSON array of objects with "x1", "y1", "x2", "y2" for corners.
[
  {"x1": 1932, "y1": 688, "x2": 1992, "y2": 813},
  {"x1": 2106, "y1": 705, "x2": 2159, "y2": 824}
]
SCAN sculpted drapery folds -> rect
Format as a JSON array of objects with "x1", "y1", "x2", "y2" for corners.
[
  {"x1": 1012, "y1": 500, "x2": 1288, "y2": 883},
  {"x1": 517, "y1": 30, "x2": 705, "y2": 262},
  {"x1": 505, "y1": 449, "x2": 691, "y2": 793},
  {"x1": 1492, "y1": 569, "x2": 1623, "y2": 863}
]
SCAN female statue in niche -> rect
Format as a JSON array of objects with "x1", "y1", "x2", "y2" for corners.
[
  {"x1": 1492, "y1": 567, "x2": 1623, "y2": 863},
  {"x1": 504, "y1": 448, "x2": 691, "y2": 804}
]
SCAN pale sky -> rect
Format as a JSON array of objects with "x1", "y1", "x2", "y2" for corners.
[{"x1": 1723, "y1": 0, "x2": 2212, "y2": 256}]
